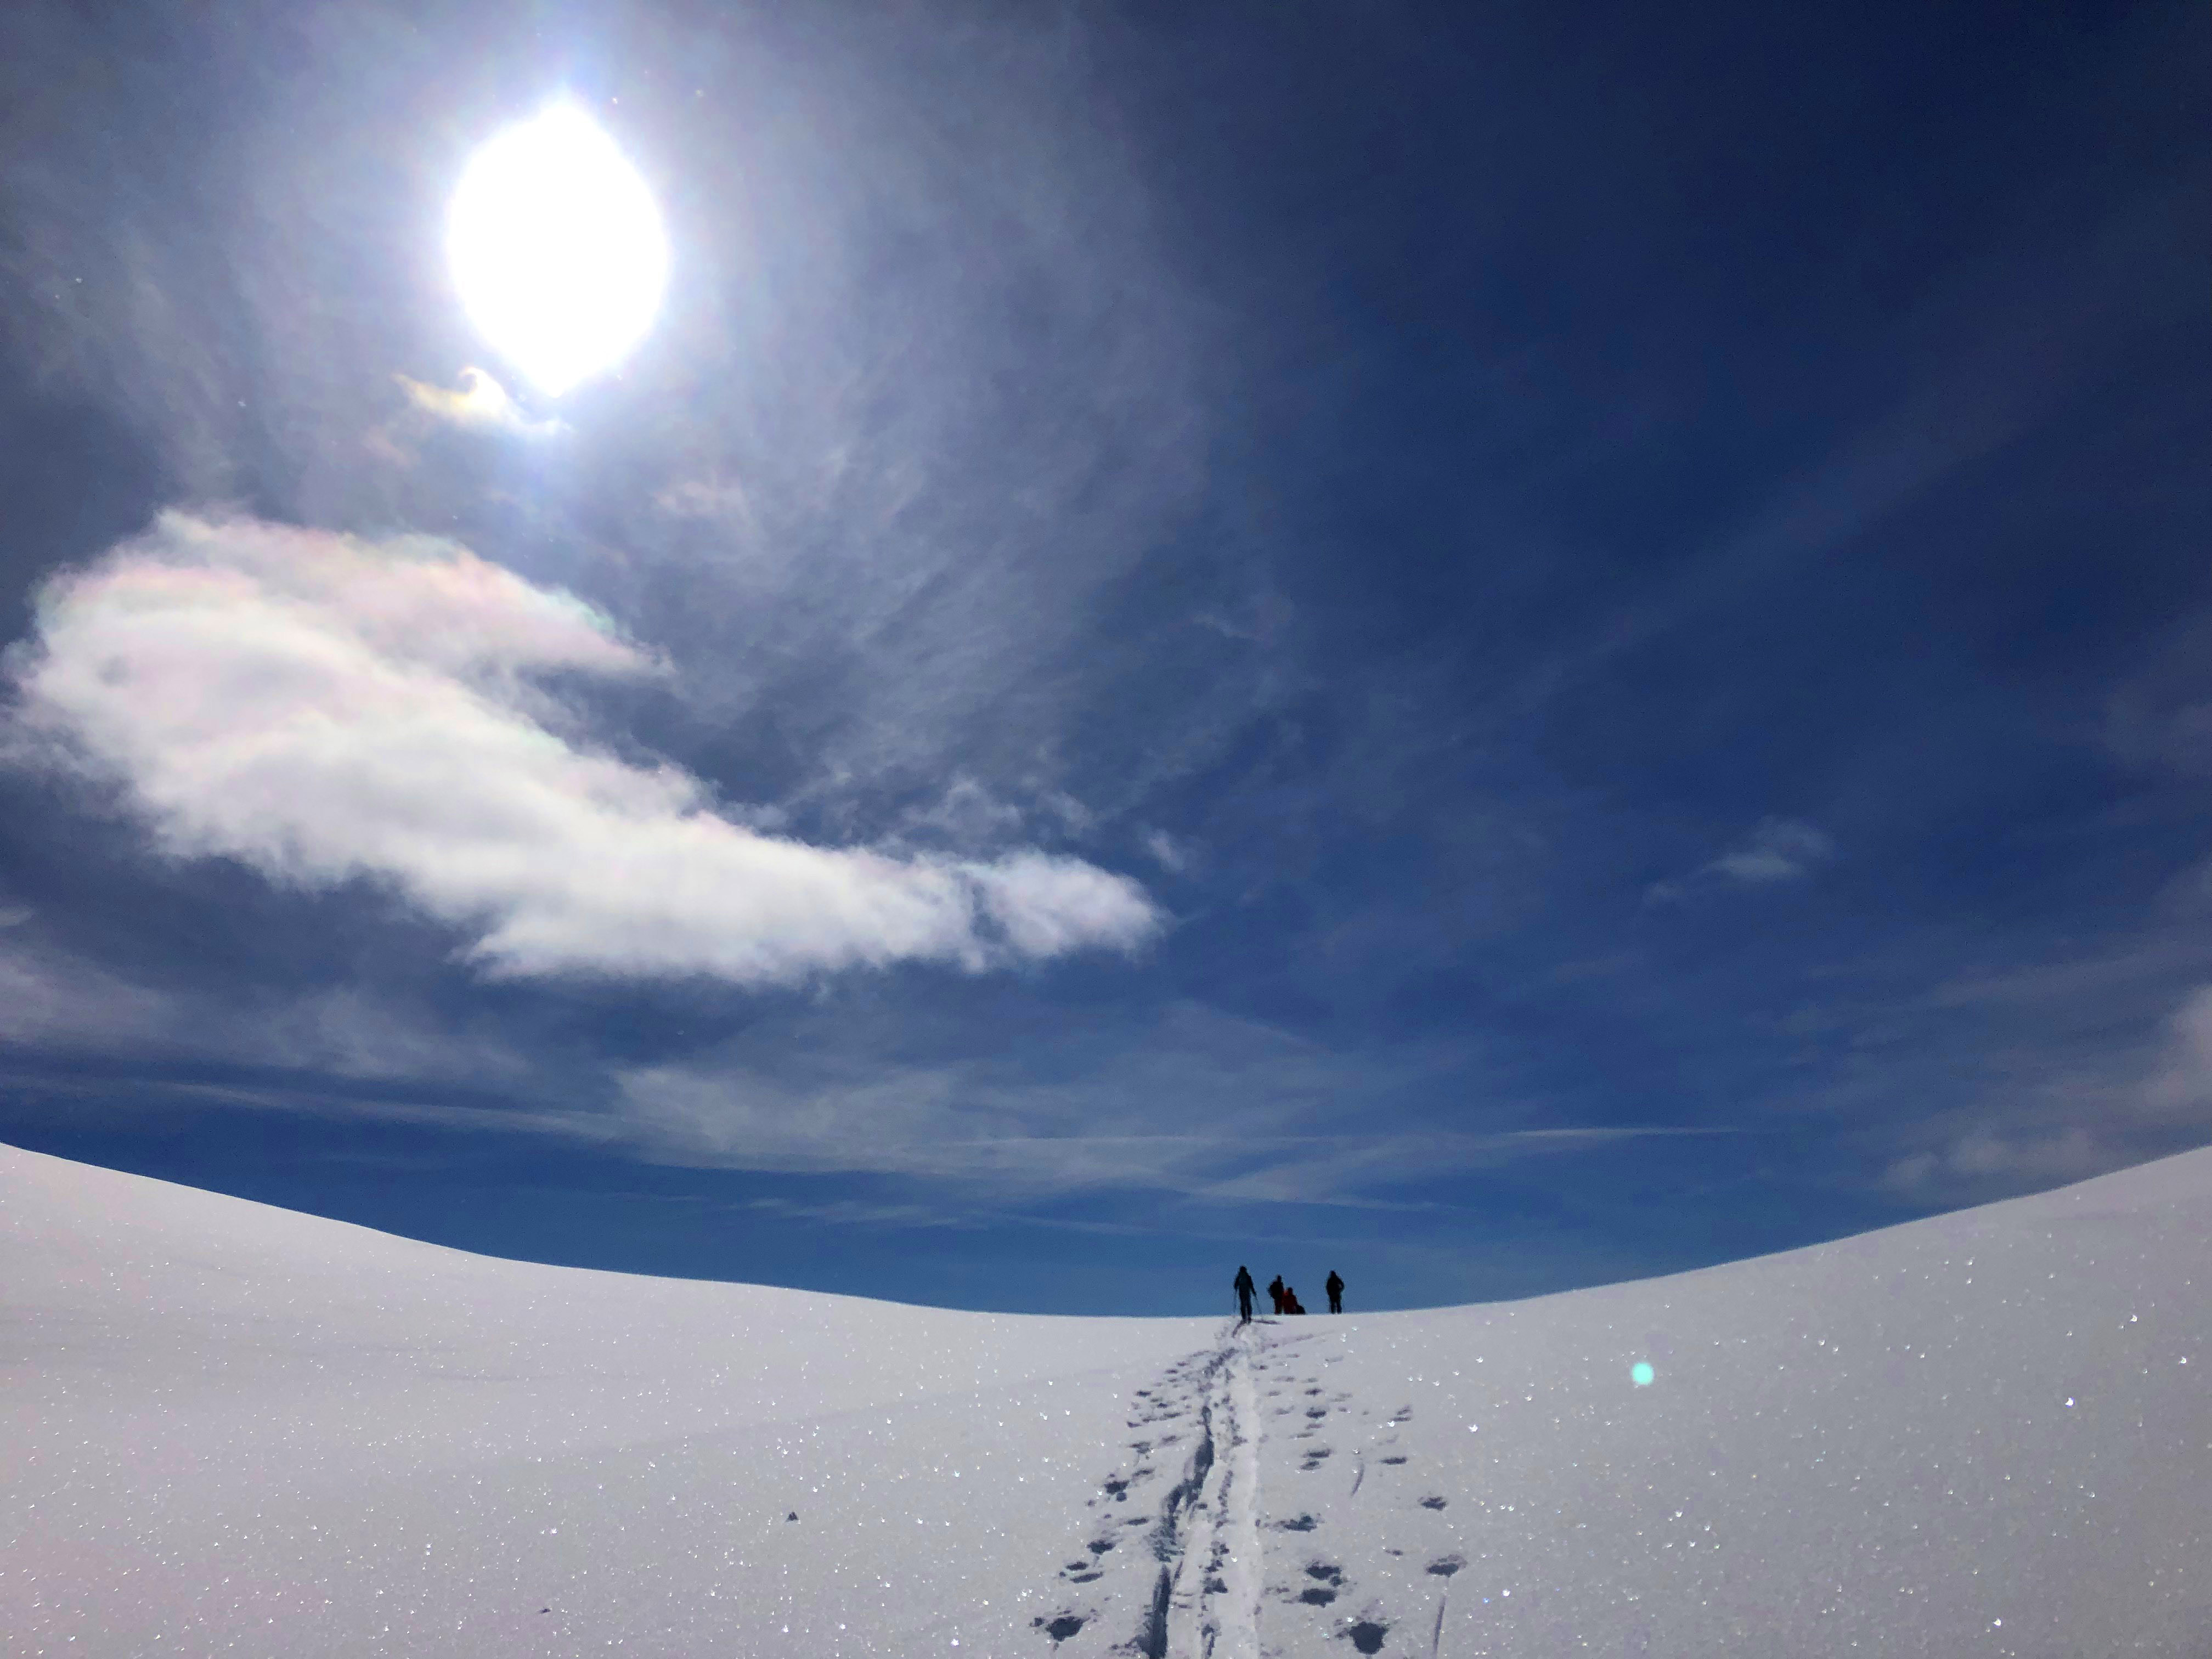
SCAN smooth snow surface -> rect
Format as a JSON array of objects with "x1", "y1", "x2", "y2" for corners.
[{"x1": 4, "y1": 1143, "x2": 2208, "y2": 1656}]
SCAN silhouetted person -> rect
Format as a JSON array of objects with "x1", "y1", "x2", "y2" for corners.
[
  {"x1": 1268, "y1": 1274, "x2": 1287, "y2": 1316},
  {"x1": 1284, "y1": 1286, "x2": 1306, "y2": 1315},
  {"x1": 1325, "y1": 1270, "x2": 1344, "y2": 1314},
  {"x1": 1234, "y1": 1264, "x2": 1256, "y2": 1324}
]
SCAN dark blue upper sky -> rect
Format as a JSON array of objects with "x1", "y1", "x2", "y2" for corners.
[{"x1": 1, "y1": 0, "x2": 2205, "y2": 1315}]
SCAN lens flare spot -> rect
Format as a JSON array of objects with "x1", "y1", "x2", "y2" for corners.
[{"x1": 1630, "y1": 1361, "x2": 1655, "y2": 1387}]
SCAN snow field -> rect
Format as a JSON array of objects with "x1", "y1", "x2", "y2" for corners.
[
  {"x1": 5, "y1": 1140, "x2": 2209, "y2": 1656},
  {"x1": 1, "y1": 1143, "x2": 1205, "y2": 1655}
]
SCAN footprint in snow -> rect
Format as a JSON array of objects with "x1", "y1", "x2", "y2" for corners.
[
  {"x1": 1035, "y1": 1612, "x2": 1087, "y2": 1645},
  {"x1": 1346, "y1": 1618, "x2": 1390, "y2": 1654},
  {"x1": 1274, "y1": 1513, "x2": 1319, "y2": 1532},
  {"x1": 1299, "y1": 1562, "x2": 1346, "y2": 1605},
  {"x1": 1426, "y1": 1555, "x2": 1464, "y2": 1577},
  {"x1": 1380, "y1": 1455, "x2": 1407, "y2": 1466},
  {"x1": 1419, "y1": 1495, "x2": 1448, "y2": 1510}
]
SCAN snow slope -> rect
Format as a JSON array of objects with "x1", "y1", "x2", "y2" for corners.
[{"x1": 4, "y1": 1141, "x2": 2207, "y2": 1657}]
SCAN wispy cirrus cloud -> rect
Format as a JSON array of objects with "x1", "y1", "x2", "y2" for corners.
[
  {"x1": 7, "y1": 512, "x2": 1161, "y2": 986},
  {"x1": 614, "y1": 1000, "x2": 1726, "y2": 1205},
  {"x1": 0, "y1": 939, "x2": 174, "y2": 1048},
  {"x1": 0, "y1": 932, "x2": 546, "y2": 1093},
  {"x1": 1776, "y1": 915, "x2": 2212, "y2": 1205}
]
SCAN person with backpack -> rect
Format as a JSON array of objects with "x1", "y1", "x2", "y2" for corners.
[
  {"x1": 1267, "y1": 1274, "x2": 1287, "y2": 1316},
  {"x1": 1234, "y1": 1265, "x2": 1257, "y2": 1325}
]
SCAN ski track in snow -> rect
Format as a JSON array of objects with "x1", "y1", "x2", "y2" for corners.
[
  {"x1": 1038, "y1": 1322, "x2": 1264, "y2": 1658},
  {"x1": 1040, "y1": 1323, "x2": 1425, "y2": 1659}
]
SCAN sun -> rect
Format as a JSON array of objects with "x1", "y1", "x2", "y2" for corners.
[{"x1": 447, "y1": 103, "x2": 669, "y2": 398}]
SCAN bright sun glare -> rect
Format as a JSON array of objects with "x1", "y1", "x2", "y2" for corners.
[{"x1": 447, "y1": 104, "x2": 668, "y2": 398}]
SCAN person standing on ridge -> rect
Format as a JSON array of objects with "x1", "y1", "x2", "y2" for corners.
[
  {"x1": 1268, "y1": 1274, "x2": 1287, "y2": 1316},
  {"x1": 1325, "y1": 1269, "x2": 1345, "y2": 1314},
  {"x1": 1234, "y1": 1264, "x2": 1257, "y2": 1325}
]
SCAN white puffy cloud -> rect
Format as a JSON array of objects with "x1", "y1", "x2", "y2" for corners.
[
  {"x1": 1647, "y1": 816, "x2": 1836, "y2": 902},
  {"x1": 2145, "y1": 985, "x2": 2212, "y2": 1114},
  {"x1": 1878, "y1": 1127, "x2": 2110, "y2": 1196},
  {"x1": 1708, "y1": 817, "x2": 1836, "y2": 884},
  {"x1": 393, "y1": 366, "x2": 565, "y2": 439},
  {"x1": 9, "y1": 512, "x2": 1161, "y2": 985},
  {"x1": 1141, "y1": 828, "x2": 1195, "y2": 874}
]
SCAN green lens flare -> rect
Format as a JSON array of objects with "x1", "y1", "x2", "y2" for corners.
[{"x1": 1630, "y1": 1361, "x2": 1655, "y2": 1387}]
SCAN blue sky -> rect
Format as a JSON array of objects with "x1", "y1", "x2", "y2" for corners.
[{"x1": 1, "y1": 0, "x2": 2205, "y2": 1315}]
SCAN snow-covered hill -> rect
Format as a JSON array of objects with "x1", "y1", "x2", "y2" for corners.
[{"x1": 3, "y1": 1142, "x2": 2207, "y2": 1656}]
